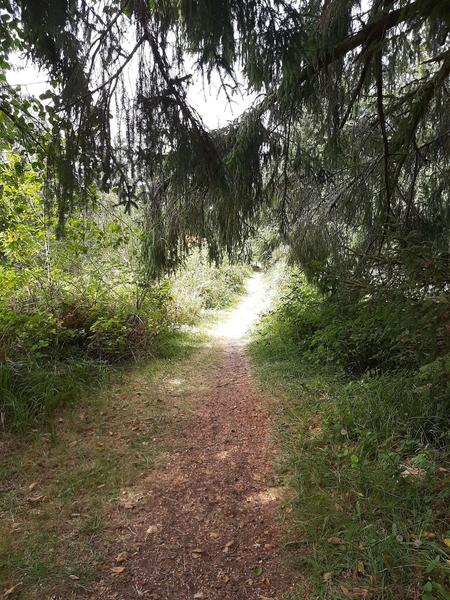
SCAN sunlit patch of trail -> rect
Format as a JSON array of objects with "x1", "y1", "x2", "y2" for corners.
[{"x1": 210, "y1": 271, "x2": 277, "y2": 342}]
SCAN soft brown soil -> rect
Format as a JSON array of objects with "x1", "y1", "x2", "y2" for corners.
[{"x1": 92, "y1": 342, "x2": 295, "y2": 600}]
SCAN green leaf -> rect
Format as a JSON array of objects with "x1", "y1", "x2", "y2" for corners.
[{"x1": 425, "y1": 556, "x2": 441, "y2": 574}]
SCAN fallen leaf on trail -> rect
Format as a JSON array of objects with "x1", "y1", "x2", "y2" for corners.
[
  {"x1": 3, "y1": 582, "x2": 22, "y2": 597},
  {"x1": 340, "y1": 584, "x2": 372, "y2": 598},
  {"x1": 146, "y1": 524, "x2": 159, "y2": 535},
  {"x1": 27, "y1": 495, "x2": 44, "y2": 504},
  {"x1": 110, "y1": 566, "x2": 126, "y2": 574},
  {"x1": 28, "y1": 482, "x2": 38, "y2": 491},
  {"x1": 423, "y1": 531, "x2": 436, "y2": 540},
  {"x1": 400, "y1": 465, "x2": 426, "y2": 479},
  {"x1": 443, "y1": 538, "x2": 450, "y2": 547},
  {"x1": 356, "y1": 560, "x2": 365, "y2": 574},
  {"x1": 68, "y1": 575, "x2": 79, "y2": 580},
  {"x1": 115, "y1": 552, "x2": 127, "y2": 563},
  {"x1": 193, "y1": 593, "x2": 204, "y2": 599},
  {"x1": 192, "y1": 548, "x2": 204, "y2": 558},
  {"x1": 323, "y1": 572, "x2": 332, "y2": 582},
  {"x1": 223, "y1": 540, "x2": 234, "y2": 553},
  {"x1": 327, "y1": 536, "x2": 344, "y2": 545},
  {"x1": 209, "y1": 532, "x2": 219, "y2": 539}
]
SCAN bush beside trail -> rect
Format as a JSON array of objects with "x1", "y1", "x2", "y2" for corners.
[
  {"x1": 250, "y1": 268, "x2": 450, "y2": 600},
  {"x1": 0, "y1": 156, "x2": 251, "y2": 429},
  {"x1": 0, "y1": 256, "x2": 250, "y2": 429},
  {"x1": 171, "y1": 251, "x2": 252, "y2": 325}
]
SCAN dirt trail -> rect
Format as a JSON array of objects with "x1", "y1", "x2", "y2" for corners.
[{"x1": 94, "y1": 273, "x2": 294, "y2": 600}]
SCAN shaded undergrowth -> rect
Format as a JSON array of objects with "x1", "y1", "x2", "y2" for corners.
[{"x1": 250, "y1": 271, "x2": 450, "y2": 600}]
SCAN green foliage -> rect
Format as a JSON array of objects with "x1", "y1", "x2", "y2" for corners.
[
  {"x1": 268, "y1": 270, "x2": 450, "y2": 378},
  {"x1": 0, "y1": 155, "x2": 172, "y2": 361},
  {"x1": 250, "y1": 270, "x2": 450, "y2": 600},
  {"x1": 0, "y1": 154, "x2": 252, "y2": 428},
  {"x1": 251, "y1": 226, "x2": 286, "y2": 268}
]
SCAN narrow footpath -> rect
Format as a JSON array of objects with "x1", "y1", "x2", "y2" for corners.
[{"x1": 93, "y1": 273, "x2": 295, "y2": 600}]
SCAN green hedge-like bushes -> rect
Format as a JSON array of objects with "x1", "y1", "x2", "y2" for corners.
[
  {"x1": 171, "y1": 250, "x2": 252, "y2": 324},
  {"x1": 251, "y1": 269, "x2": 450, "y2": 600},
  {"x1": 268, "y1": 270, "x2": 450, "y2": 376}
]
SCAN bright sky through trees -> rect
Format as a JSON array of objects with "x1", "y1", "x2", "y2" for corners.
[{"x1": 7, "y1": 55, "x2": 255, "y2": 130}]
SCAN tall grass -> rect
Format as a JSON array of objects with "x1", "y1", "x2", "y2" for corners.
[{"x1": 0, "y1": 359, "x2": 110, "y2": 430}]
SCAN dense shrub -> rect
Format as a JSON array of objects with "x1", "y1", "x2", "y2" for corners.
[
  {"x1": 251, "y1": 269, "x2": 450, "y2": 600},
  {"x1": 0, "y1": 283, "x2": 174, "y2": 362},
  {"x1": 269, "y1": 269, "x2": 450, "y2": 376}
]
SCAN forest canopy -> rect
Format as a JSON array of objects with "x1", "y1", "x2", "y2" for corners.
[{"x1": 0, "y1": 0, "x2": 449, "y2": 283}]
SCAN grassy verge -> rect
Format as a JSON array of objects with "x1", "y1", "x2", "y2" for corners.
[
  {"x1": 0, "y1": 359, "x2": 110, "y2": 431},
  {"x1": 0, "y1": 329, "x2": 220, "y2": 599},
  {"x1": 249, "y1": 276, "x2": 450, "y2": 600}
]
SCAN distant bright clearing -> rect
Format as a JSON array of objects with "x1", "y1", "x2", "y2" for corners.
[{"x1": 211, "y1": 272, "x2": 277, "y2": 342}]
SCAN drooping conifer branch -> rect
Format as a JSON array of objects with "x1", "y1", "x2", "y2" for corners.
[{"x1": 0, "y1": 0, "x2": 449, "y2": 285}]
